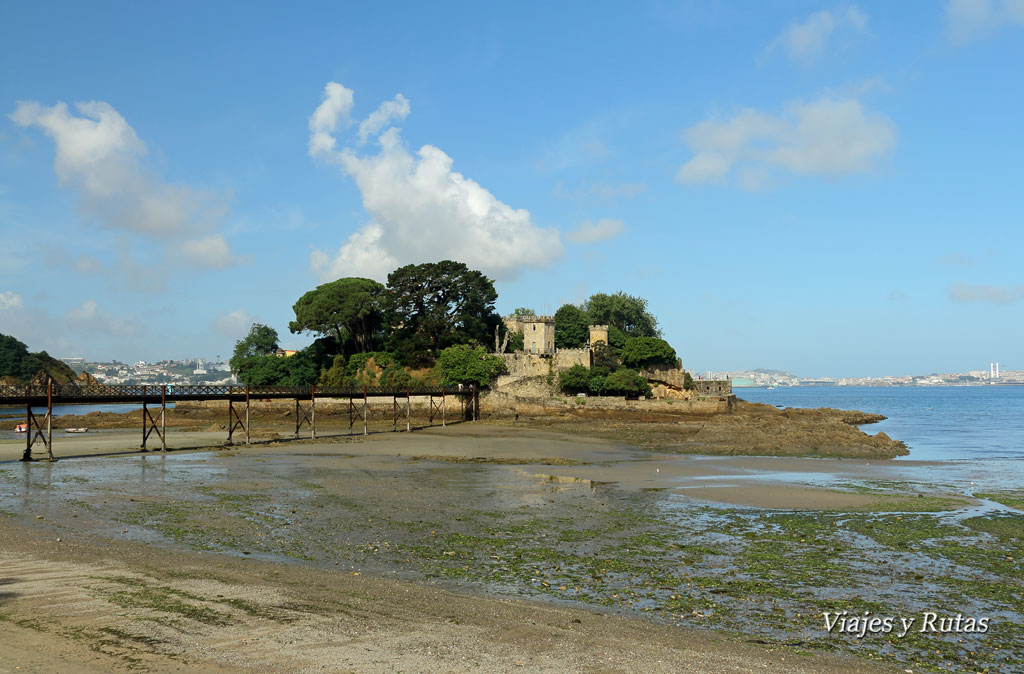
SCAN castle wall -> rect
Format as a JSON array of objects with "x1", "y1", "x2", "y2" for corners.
[
  {"x1": 695, "y1": 380, "x2": 732, "y2": 395},
  {"x1": 500, "y1": 353, "x2": 551, "y2": 379},
  {"x1": 554, "y1": 349, "x2": 590, "y2": 370}
]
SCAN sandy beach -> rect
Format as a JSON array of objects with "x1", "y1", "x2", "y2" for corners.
[{"x1": 1, "y1": 424, "x2": 1020, "y2": 672}]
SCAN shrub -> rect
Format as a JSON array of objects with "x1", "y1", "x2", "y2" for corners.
[
  {"x1": 437, "y1": 345, "x2": 506, "y2": 387},
  {"x1": 558, "y1": 364, "x2": 591, "y2": 394}
]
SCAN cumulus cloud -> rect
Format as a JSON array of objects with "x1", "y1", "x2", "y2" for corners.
[
  {"x1": 947, "y1": 282, "x2": 1024, "y2": 303},
  {"x1": 65, "y1": 299, "x2": 144, "y2": 336},
  {"x1": 357, "y1": 94, "x2": 410, "y2": 144},
  {"x1": 677, "y1": 96, "x2": 896, "y2": 188},
  {"x1": 308, "y1": 82, "x2": 355, "y2": 158},
  {"x1": 179, "y1": 234, "x2": 237, "y2": 269},
  {"x1": 947, "y1": 0, "x2": 1024, "y2": 43},
  {"x1": 768, "y1": 7, "x2": 868, "y2": 66},
  {"x1": 308, "y1": 82, "x2": 563, "y2": 281},
  {"x1": 10, "y1": 99, "x2": 235, "y2": 270},
  {"x1": 565, "y1": 219, "x2": 625, "y2": 244},
  {"x1": 0, "y1": 290, "x2": 23, "y2": 310},
  {"x1": 212, "y1": 308, "x2": 257, "y2": 339}
]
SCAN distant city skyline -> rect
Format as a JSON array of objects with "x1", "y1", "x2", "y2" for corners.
[{"x1": 2, "y1": 3, "x2": 1022, "y2": 377}]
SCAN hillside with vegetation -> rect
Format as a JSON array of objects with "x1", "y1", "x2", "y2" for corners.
[{"x1": 0, "y1": 333, "x2": 78, "y2": 386}]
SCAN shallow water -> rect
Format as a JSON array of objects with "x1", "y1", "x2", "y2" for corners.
[{"x1": 738, "y1": 385, "x2": 1024, "y2": 461}]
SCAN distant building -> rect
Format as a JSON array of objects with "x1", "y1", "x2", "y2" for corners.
[{"x1": 274, "y1": 349, "x2": 299, "y2": 358}]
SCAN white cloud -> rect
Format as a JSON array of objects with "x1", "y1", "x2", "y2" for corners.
[
  {"x1": 179, "y1": 234, "x2": 236, "y2": 269},
  {"x1": 947, "y1": 0, "x2": 1024, "y2": 43},
  {"x1": 308, "y1": 82, "x2": 355, "y2": 158},
  {"x1": 948, "y1": 282, "x2": 1024, "y2": 303},
  {"x1": 212, "y1": 308, "x2": 257, "y2": 339},
  {"x1": 677, "y1": 96, "x2": 896, "y2": 188},
  {"x1": 768, "y1": 7, "x2": 868, "y2": 66},
  {"x1": 10, "y1": 99, "x2": 235, "y2": 270},
  {"x1": 65, "y1": 299, "x2": 144, "y2": 336},
  {"x1": 565, "y1": 219, "x2": 625, "y2": 244},
  {"x1": 309, "y1": 83, "x2": 563, "y2": 281},
  {"x1": 0, "y1": 290, "x2": 23, "y2": 310},
  {"x1": 358, "y1": 94, "x2": 410, "y2": 144},
  {"x1": 310, "y1": 222, "x2": 397, "y2": 283}
]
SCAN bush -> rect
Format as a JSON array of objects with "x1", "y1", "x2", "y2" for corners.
[
  {"x1": 380, "y1": 364, "x2": 412, "y2": 389},
  {"x1": 558, "y1": 364, "x2": 591, "y2": 394},
  {"x1": 604, "y1": 368, "x2": 650, "y2": 397},
  {"x1": 437, "y1": 345, "x2": 506, "y2": 387}
]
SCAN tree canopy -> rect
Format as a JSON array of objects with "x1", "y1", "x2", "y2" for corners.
[
  {"x1": 620, "y1": 337, "x2": 678, "y2": 370},
  {"x1": 386, "y1": 261, "x2": 500, "y2": 357},
  {"x1": 583, "y1": 292, "x2": 660, "y2": 338},
  {"x1": 437, "y1": 345, "x2": 505, "y2": 387},
  {"x1": 289, "y1": 277, "x2": 384, "y2": 354},
  {"x1": 231, "y1": 324, "x2": 278, "y2": 365},
  {"x1": 553, "y1": 304, "x2": 589, "y2": 349}
]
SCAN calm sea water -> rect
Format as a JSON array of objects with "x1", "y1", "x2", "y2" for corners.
[
  {"x1": 736, "y1": 385, "x2": 1024, "y2": 461},
  {"x1": 1, "y1": 403, "x2": 175, "y2": 418}
]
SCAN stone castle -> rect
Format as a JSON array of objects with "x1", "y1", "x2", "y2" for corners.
[{"x1": 498, "y1": 313, "x2": 731, "y2": 398}]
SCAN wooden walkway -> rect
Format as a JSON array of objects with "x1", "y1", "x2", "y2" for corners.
[{"x1": 1, "y1": 383, "x2": 479, "y2": 462}]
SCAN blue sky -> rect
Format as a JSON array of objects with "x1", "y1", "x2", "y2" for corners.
[{"x1": 1, "y1": 1, "x2": 1021, "y2": 377}]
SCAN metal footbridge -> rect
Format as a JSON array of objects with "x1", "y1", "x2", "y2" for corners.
[{"x1": 1, "y1": 382, "x2": 479, "y2": 462}]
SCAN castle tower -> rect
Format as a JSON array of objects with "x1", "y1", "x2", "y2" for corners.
[{"x1": 588, "y1": 325, "x2": 609, "y2": 348}]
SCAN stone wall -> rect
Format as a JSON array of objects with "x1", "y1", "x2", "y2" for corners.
[
  {"x1": 554, "y1": 349, "x2": 590, "y2": 370},
  {"x1": 500, "y1": 353, "x2": 552, "y2": 380},
  {"x1": 481, "y1": 390, "x2": 735, "y2": 421},
  {"x1": 695, "y1": 380, "x2": 732, "y2": 395}
]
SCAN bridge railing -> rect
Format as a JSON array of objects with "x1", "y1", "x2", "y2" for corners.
[{"x1": 0, "y1": 383, "x2": 472, "y2": 400}]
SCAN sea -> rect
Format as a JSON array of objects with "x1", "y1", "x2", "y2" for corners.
[{"x1": 736, "y1": 385, "x2": 1024, "y2": 462}]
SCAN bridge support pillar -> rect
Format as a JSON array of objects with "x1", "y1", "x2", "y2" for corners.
[
  {"x1": 21, "y1": 380, "x2": 54, "y2": 462},
  {"x1": 141, "y1": 385, "x2": 167, "y2": 452},
  {"x1": 295, "y1": 386, "x2": 316, "y2": 439},
  {"x1": 227, "y1": 386, "x2": 250, "y2": 445}
]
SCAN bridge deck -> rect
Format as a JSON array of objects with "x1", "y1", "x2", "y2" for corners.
[{"x1": 0, "y1": 384, "x2": 470, "y2": 406}]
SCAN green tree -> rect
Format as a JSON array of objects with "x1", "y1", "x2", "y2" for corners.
[
  {"x1": 289, "y1": 277, "x2": 385, "y2": 354},
  {"x1": 511, "y1": 307, "x2": 536, "y2": 317},
  {"x1": 583, "y1": 292, "x2": 660, "y2": 338},
  {"x1": 553, "y1": 304, "x2": 590, "y2": 349},
  {"x1": 319, "y1": 355, "x2": 347, "y2": 387},
  {"x1": 437, "y1": 345, "x2": 505, "y2": 387},
  {"x1": 230, "y1": 324, "x2": 279, "y2": 375},
  {"x1": 558, "y1": 364, "x2": 591, "y2": 394},
  {"x1": 604, "y1": 368, "x2": 650, "y2": 397},
  {"x1": 591, "y1": 342, "x2": 619, "y2": 370},
  {"x1": 281, "y1": 350, "x2": 319, "y2": 386},
  {"x1": 620, "y1": 337, "x2": 678, "y2": 370},
  {"x1": 506, "y1": 330, "x2": 524, "y2": 353},
  {"x1": 236, "y1": 354, "x2": 289, "y2": 386},
  {"x1": 386, "y1": 261, "x2": 500, "y2": 356}
]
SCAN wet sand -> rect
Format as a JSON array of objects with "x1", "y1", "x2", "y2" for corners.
[
  {"x1": 0, "y1": 423, "x2": 981, "y2": 510},
  {"x1": 0, "y1": 524, "x2": 896, "y2": 674},
  {"x1": 1, "y1": 424, "x2": 1020, "y2": 672}
]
